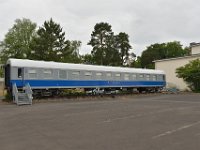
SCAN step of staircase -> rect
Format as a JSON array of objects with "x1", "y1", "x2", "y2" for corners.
[
  {"x1": 17, "y1": 93, "x2": 32, "y2": 105},
  {"x1": 12, "y1": 83, "x2": 33, "y2": 106}
]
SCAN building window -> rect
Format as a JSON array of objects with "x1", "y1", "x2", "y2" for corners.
[
  {"x1": 28, "y1": 69, "x2": 37, "y2": 79},
  {"x1": 124, "y1": 74, "x2": 130, "y2": 80},
  {"x1": 44, "y1": 69, "x2": 53, "y2": 79},
  {"x1": 59, "y1": 70, "x2": 67, "y2": 79}
]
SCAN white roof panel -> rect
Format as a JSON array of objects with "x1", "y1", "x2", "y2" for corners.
[{"x1": 7, "y1": 58, "x2": 165, "y2": 74}]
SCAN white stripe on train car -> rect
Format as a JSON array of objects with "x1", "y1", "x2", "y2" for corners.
[{"x1": 7, "y1": 58, "x2": 165, "y2": 74}]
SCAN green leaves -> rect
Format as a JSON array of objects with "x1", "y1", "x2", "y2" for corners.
[
  {"x1": 31, "y1": 19, "x2": 81, "y2": 63},
  {"x1": 31, "y1": 18, "x2": 67, "y2": 61},
  {"x1": 0, "y1": 18, "x2": 81, "y2": 64},
  {"x1": 176, "y1": 59, "x2": 200, "y2": 91},
  {"x1": 140, "y1": 41, "x2": 189, "y2": 69},
  {"x1": 0, "y1": 18, "x2": 37, "y2": 63},
  {"x1": 116, "y1": 32, "x2": 132, "y2": 66},
  {"x1": 1, "y1": 19, "x2": 133, "y2": 67},
  {"x1": 88, "y1": 22, "x2": 114, "y2": 65},
  {"x1": 88, "y1": 22, "x2": 132, "y2": 66}
]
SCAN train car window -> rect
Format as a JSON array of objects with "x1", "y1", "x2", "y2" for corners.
[
  {"x1": 132, "y1": 74, "x2": 137, "y2": 80},
  {"x1": 96, "y1": 72, "x2": 103, "y2": 80},
  {"x1": 44, "y1": 69, "x2": 53, "y2": 79},
  {"x1": 106, "y1": 73, "x2": 112, "y2": 80},
  {"x1": 163, "y1": 75, "x2": 166, "y2": 81},
  {"x1": 146, "y1": 74, "x2": 150, "y2": 80},
  {"x1": 115, "y1": 73, "x2": 121, "y2": 80},
  {"x1": 85, "y1": 72, "x2": 92, "y2": 76},
  {"x1": 18, "y1": 68, "x2": 22, "y2": 78},
  {"x1": 28, "y1": 69, "x2": 37, "y2": 79},
  {"x1": 152, "y1": 75, "x2": 157, "y2": 81},
  {"x1": 124, "y1": 74, "x2": 130, "y2": 80},
  {"x1": 72, "y1": 71, "x2": 80, "y2": 79},
  {"x1": 139, "y1": 74, "x2": 144, "y2": 80},
  {"x1": 85, "y1": 71, "x2": 92, "y2": 80},
  {"x1": 157, "y1": 75, "x2": 164, "y2": 81},
  {"x1": 59, "y1": 70, "x2": 67, "y2": 79},
  {"x1": 160, "y1": 75, "x2": 165, "y2": 81}
]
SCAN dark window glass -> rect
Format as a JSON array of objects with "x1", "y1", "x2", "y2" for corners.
[{"x1": 18, "y1": 68, "x2": 22, "y2": 78}]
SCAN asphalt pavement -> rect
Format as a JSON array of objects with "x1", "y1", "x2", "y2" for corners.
[{"x1": 0, "y1": 93, "x2": 200, "y2": 150}]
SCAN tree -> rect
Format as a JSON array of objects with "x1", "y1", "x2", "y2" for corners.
[
  {"x1": 31, "y1": 18, "x2": 81, "y2": 63},
  {"x1": 141, "y1": 43, "x2": 164, "y2": 69},
  {"x1": 176, "y1": 59, "x2": 200, "y2": 92},
  {"x1": 164, "y1": 41, "x2": 189, "y2": 58},
  {"x1": 115, "y1": 32, "x2": 132, "y2": 66},
  {"x1": 140, "y1": 41, "x2": 189, "y2": 69},
  {"x1": 88, "y1": 22, "x2": 119, "y2": 66},
  {"x1": 131, "y1": 56, "x2": 142, "y2": 68},
  {"x1": 61, "y1": 40, "x2": 82, "y2": 63},
  {"x1": 81, "y1": 54, "x2": 94, "y2": 64},
  {"x1": 0, "y1": 18, "x2": 37, "y2": 63}
]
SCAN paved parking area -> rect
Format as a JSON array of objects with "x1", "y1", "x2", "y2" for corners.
[{"x1": 0, "y1": 93, "x2": 200, "y2": 150}]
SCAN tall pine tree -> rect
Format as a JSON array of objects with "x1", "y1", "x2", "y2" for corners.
[
  {"x1": 88, "y1": 22, "x2": 118, "y2": 65},
  {"x1": 31, "y1": 18, "x2": 81, "y2": 62},
  {"x1": 115, "y1": 32, "x2": 132, "y2": 66}
]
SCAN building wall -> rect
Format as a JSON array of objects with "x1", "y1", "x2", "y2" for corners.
[
  {"x1": 155, "y1": 55, "x2": 200, "y2": 90},
  {"x1": 191, "y1": 45, "x2": 200, "y2": 55},
  {"x1": 0, "y1": 78, "x2": 4, "y2": 96}
]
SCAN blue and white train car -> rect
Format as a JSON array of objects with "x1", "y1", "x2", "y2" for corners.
[{"x1": 5, "y1": 58, "x2": 166, "y2": 95}]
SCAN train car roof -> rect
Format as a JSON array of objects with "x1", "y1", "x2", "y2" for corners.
[{"x1": 7, "y1": 58, "x2": 165, "y2": 74}]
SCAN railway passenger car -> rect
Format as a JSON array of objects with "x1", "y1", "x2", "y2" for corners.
[{"x1": 5, "y1": 58, "x2": 166, "y2": 96}]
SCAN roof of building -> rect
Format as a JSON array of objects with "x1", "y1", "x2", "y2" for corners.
[
  {"x1": 154, "y1": 53, "x2": 200, "y2": 63},
  {"x1": 190, "y1": 42, "x2": 200, "y2": 47},
  {"x1": 7, "y1": 58, "x2": 165, "y2": 74}
]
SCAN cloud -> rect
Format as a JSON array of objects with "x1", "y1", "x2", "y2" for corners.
[{"x1": 0, "y1": 0, "x2": 200, "y2": 56}]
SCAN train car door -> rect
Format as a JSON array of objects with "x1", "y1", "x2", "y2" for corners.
[
  {"x1": 17, "y1": 67, "x2": 25, "y2": 87},
  {"x1": 5, "y1": 64, "x2": 10, "y2": 88}
]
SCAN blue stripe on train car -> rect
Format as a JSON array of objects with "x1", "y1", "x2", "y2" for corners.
[{"x1": 10, "y1": 80, "x2": 166, "y2": 88}]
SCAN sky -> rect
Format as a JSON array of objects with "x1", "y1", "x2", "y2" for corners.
[{"x1": 0, "y1": 0, "x2": 200, "y2": 56}]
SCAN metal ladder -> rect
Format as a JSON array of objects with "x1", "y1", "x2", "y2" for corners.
[{"x1": 12, "y1": 83, "x2": 33, "y2": 105}]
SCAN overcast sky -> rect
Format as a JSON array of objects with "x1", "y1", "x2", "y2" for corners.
[{"x1": 0, "y1": 0, "x2": 200, "y2": 56}]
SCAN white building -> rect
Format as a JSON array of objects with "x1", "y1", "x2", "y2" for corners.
[{"x1": 154, "y1": 42, "x2": 200, "y2": 91}]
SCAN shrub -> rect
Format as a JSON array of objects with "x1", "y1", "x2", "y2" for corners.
[
  {"x1": 3, "y1": 92, "x2": 12, "y2": 102},
  {"x1": 176, "y1": 59, "x2": 200, "y2": 92}
]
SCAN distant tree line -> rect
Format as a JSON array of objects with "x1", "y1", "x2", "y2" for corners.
[
  {"x1": 0, "y1": 19, "x2": 134, "y2": 67},
  {"x1": 0, "y1": 18, "x2": 81, "y2": 64},
  {"x1": 0, "y1": 18, "x2": 190, "y2": 70},
  {"x1": 131, "y1": 41, "x2": 190, "y2": 69}
]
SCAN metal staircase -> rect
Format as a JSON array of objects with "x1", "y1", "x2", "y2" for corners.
[{"x1": 12, "y1": 83, "x2": 33, "y2": 105}]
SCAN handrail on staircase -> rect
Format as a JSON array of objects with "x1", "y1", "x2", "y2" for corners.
[
  {"x1": 12, "y1": 83, "x2": 18, "y2": 104},
  {"x1": 24, "y1": 83, "x2": 33, "y2": 105}
]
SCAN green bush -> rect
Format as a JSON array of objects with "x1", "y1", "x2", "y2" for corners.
[
  {"x1": 176, "y1": 59, "x2": 200, "y2": 92},
  {"x1": 3, "y1": 92, "x2": 13, "y2": 102}
]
